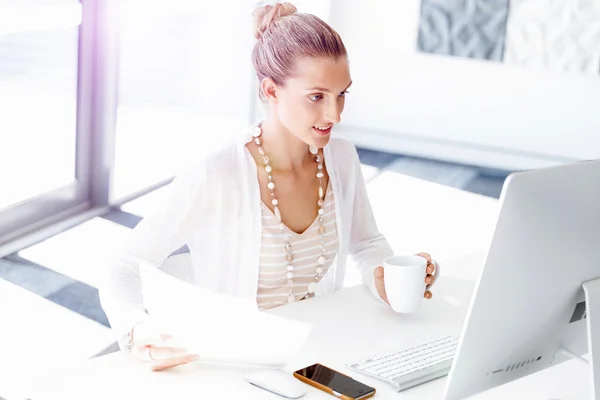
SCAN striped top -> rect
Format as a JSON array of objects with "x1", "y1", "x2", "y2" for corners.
[{"x1": 257, "y1": 181, "x2": 338, "y2": 310}]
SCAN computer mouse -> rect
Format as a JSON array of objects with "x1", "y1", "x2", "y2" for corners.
[{"x1": 244, "y1": 369, "x2": 306, "y2": 399}]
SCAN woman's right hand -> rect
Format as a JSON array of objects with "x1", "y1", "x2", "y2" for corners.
[{"x1": 130, "y1": 320, "x2": 199, "y2": 371}]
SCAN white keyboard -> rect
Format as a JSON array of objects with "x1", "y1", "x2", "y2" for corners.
[{"x1": 346, "y1": 336, "x2": 458, "y2": 392}]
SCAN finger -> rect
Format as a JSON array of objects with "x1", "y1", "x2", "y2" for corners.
[
  {"x1": 157, "y1": 333, "x2": 177, "y2": 347},
  {"x1": 135, "y1": 331, "x2": 169, "y2": 347},
  {"x1": 426, "y1": 264, "x2": 435, "y2": 274},
  {"x1": 374, "y1": 266, "x2": 389, "y2": 305},
  {"x1": 416, "y1": 252, "x2": 432, "y2": 264},
  {"x1": 151, "y1": 354, "x2": 199, "y2": 372},
  {"x1": 159, "y1": 333, "x2": 173, "y2": 342},
  {"x1": 424, "y1": 290, "x2": 433, "y2": 299},
  {"x1": 147, "y1": 345, "x2": 191, "y2": 361},
  {"x1": 136, "y1": 332, "x2": 180, "y2": 349},
  {"x1": 424, "y1": 274, "x2": 434, "y2": 285},
  {"x1": 152, "y1": 354, "x2": 199, "y2": 371}
]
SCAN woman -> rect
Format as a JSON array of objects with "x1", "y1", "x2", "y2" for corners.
[{"x1": 100, "y1": 2, "x2": 436, "y2": 372}]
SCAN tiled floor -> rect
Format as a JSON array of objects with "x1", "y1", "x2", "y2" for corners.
[
  {"x1": 0, "y1": 148, "x2": 508, "y2": 396},
  {"x1": 0, "y1": 255, "x2": 74, "y2": 298},
  {"x1": 356, "y1": 148, "x2": 509, "y2": 197}
]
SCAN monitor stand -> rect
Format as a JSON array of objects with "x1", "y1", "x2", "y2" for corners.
[{"x1": 582, "y1": 278, "x2": 600, "y2": 400}]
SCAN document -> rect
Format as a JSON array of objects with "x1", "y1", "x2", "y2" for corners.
[{"x1": 139, "y1": 262, "x2": 313, "y2": 368}]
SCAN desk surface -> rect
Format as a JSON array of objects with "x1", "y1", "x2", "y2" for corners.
[{"x1": 25, "y1": 252, "x2": 591, "y2": 400}]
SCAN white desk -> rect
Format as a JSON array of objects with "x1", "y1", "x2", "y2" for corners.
[{"x1": 24, "y1": 252, "x2": 591, "y2": 400}]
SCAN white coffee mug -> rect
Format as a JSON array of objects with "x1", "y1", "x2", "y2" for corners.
[{"x1": 383, "y1": 255, "x2": 440, "y2": 313}]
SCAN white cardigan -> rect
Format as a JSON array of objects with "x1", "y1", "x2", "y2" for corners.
[{"x1": 99, "y1": 129, "x2": 393, "y2": 341}]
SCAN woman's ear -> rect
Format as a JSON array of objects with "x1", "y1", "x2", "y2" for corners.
[{"x1": 260, "y1": 78, "x2": 279, "y2": 103}]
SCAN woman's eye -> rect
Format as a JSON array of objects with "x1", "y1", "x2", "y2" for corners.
[{"x1": 310, "y1": 91, "x2": 349, "y2": 101}]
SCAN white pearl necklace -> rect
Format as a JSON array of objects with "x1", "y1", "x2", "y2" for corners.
[{"x1": 252, "y1": 123, "x2": 326, "y2": 303}]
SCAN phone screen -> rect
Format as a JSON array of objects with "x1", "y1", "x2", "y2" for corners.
[{"x1": 295, "y1": 364, "x2": 375, "y2": 398}]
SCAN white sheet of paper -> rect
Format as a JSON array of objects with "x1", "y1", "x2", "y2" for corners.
[{"x1": 139, "y1": 262, "x2": 313, "y2": 368}]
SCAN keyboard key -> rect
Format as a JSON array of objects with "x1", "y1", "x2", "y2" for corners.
[{"x1": 346, "y1": 336, "x2": 459, "y2": 392}]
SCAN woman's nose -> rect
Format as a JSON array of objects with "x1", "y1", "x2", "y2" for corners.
[{"x1": 325, "y1": 103, "x2": 342, "y2": 124}]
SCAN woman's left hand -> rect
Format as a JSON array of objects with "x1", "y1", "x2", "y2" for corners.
[{"x1": 374, "y1": 252, "x2": 436, "y2": 305}]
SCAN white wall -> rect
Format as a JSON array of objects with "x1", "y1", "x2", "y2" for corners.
[{"x1": 329, "y1": 0, "x2": 600, "y2": 170}]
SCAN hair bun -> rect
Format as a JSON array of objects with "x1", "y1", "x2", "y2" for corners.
[{"x1": 252, "y1": 2, "x2": 298, "y2": 40}]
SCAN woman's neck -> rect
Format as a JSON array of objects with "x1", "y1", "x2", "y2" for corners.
[{"x1": 258, "y1": 119, "x2": 312, "y2": 173}]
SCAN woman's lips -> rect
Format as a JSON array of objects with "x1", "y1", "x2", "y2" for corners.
[{"x1": 313, "y1": 126, "x2": 332, "y2": 136}]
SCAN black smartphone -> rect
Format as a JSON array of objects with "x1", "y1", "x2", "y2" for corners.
[{"x1": 293, "y1": 363, "x2": 376, "y2": 400}]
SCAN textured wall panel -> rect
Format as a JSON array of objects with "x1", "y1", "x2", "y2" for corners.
[
  {"x1": 504, "y1": 0, "x2": 600, "y2": 75},
  {"x1": 417, "y1": 0, "x2": 510, "y2": 61}
]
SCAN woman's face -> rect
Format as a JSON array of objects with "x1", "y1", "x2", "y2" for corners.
[{"x1": 265, "y1": 55, "x2": 352, "y2": 149}]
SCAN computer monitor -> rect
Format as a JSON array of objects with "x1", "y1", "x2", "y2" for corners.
[{"x1": 443, "y1": 159, "x2": 600, "y2": 400}]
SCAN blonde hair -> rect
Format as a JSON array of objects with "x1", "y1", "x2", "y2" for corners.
[{"x1": 252, "y1": 2, "x2": 347, "y2": 98}]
